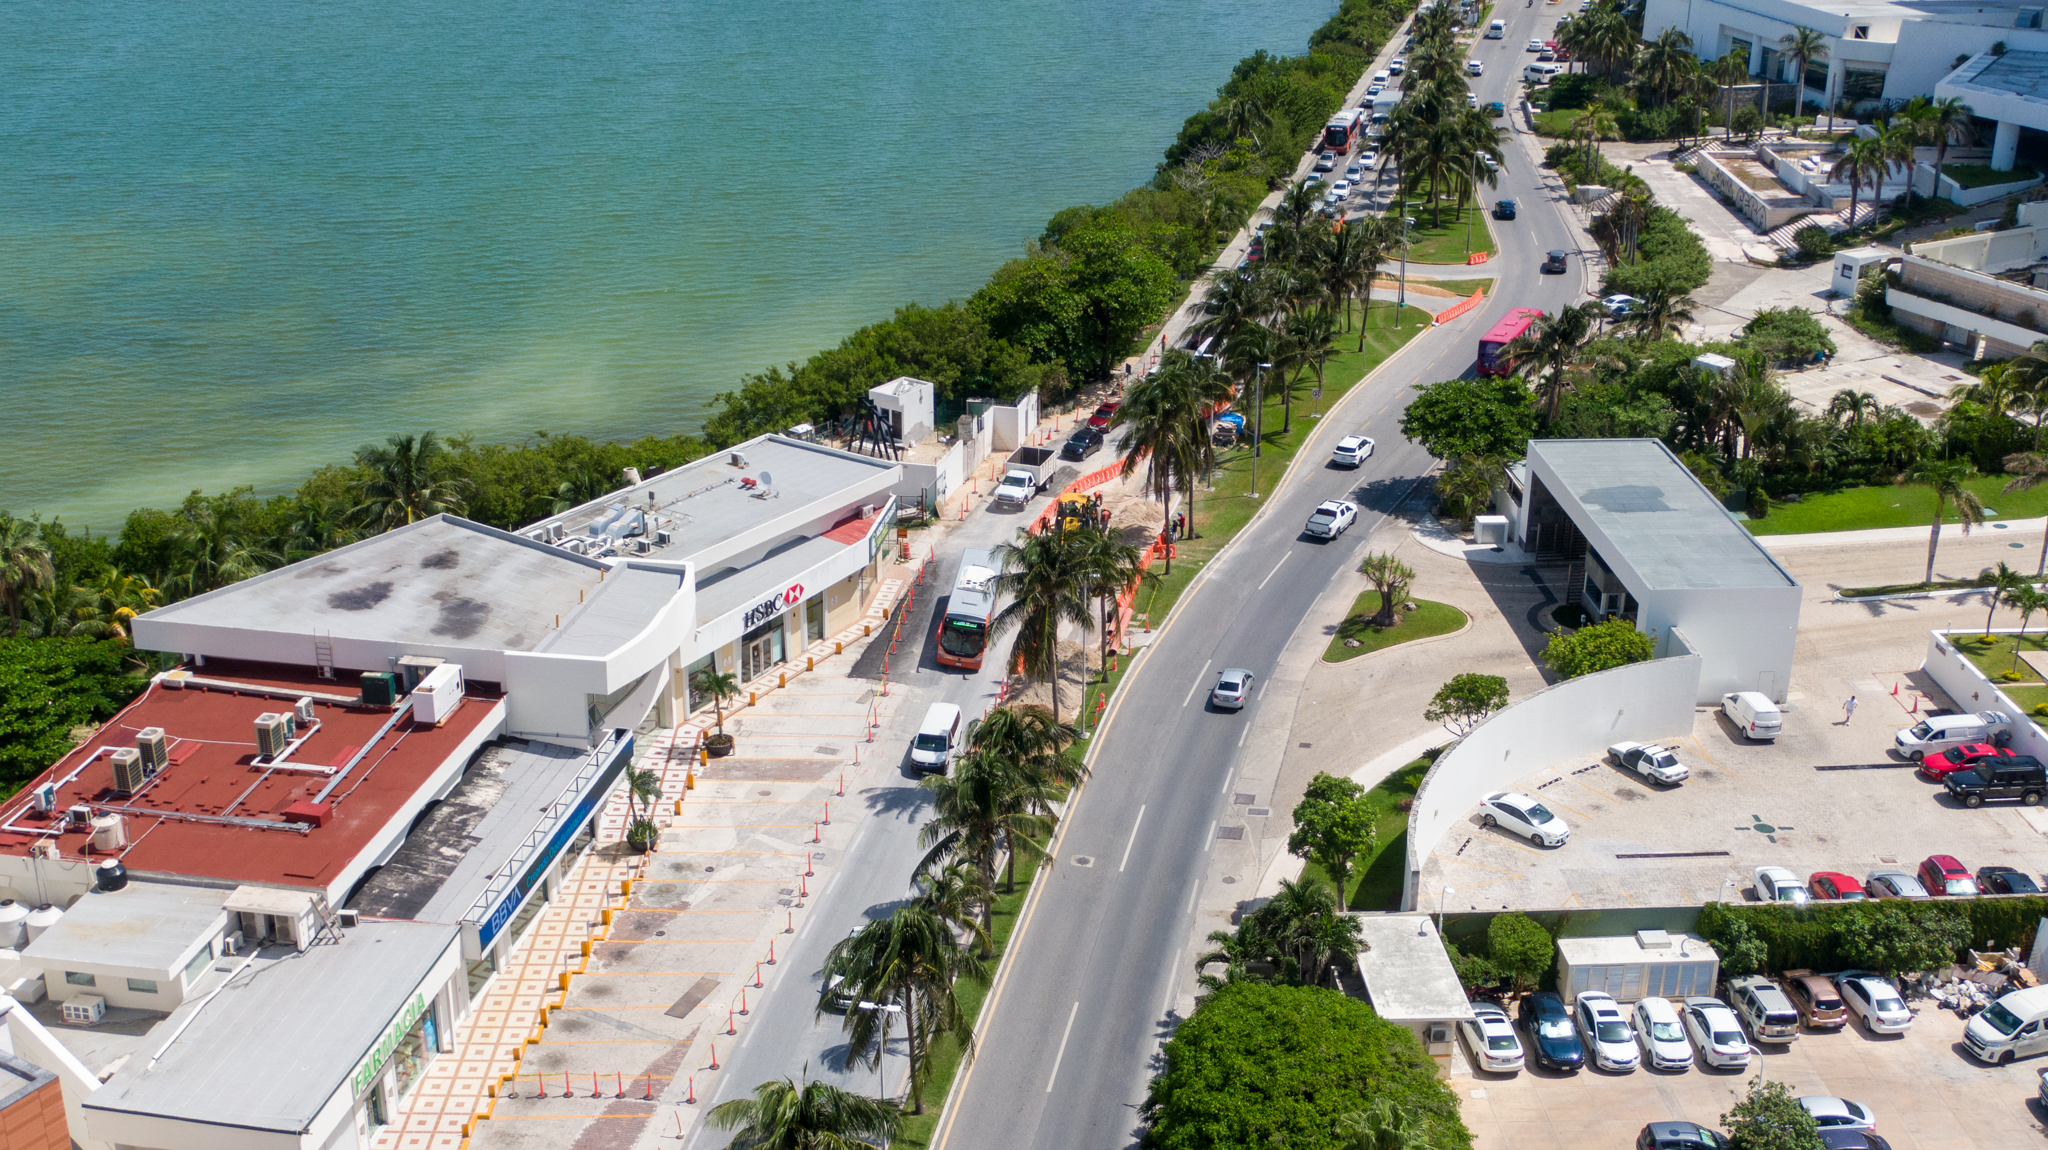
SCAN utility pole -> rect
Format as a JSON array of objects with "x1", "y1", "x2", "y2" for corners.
[{"x1": 1251, "y1": 361, "x2": 1272, "y2": 497}]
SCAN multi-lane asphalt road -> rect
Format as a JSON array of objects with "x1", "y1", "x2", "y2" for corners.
[{"x1": 933, "y1": 9, "x2": 1594, "y2": 1150}]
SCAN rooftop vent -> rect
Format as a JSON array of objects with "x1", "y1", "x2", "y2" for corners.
[
  {"x1": 1636, "y1": 929, "x2": 1673, "y2": 950},
  {"x1": 623, "y1": 466, "x2": 642, "y2": 486}
]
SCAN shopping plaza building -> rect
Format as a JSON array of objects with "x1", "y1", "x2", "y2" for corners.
[{"x1": 0, "y1": 435, "x2": 900, "y2": 1149}]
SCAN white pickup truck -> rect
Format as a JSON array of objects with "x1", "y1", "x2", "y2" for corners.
[
  {"x1": 993, "y1": 469, "x2": 1040, "y2": 507},
  {"x1": 992, "y1": 447, "x2": 1057, "y2": 507}
]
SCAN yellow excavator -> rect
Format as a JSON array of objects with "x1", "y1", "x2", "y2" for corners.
[{"x1": 1054, "y1": 492, "x2": 1098, "y2": 533}]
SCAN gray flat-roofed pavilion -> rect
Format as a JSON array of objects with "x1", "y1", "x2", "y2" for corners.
[
  {"x1": 84, "y1": 919, "x2": 456, "y2": 1135},
  {"x1": 1514, "y1": 440, "x2": 1801, "y2": 703},
  {"x1": 22, "y1": 882, "x2": 226, "y2": 974}
]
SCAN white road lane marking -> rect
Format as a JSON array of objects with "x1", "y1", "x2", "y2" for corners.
[
  {"x1": 1164, "y1": 946, "x2": 1185, "y2": 1015},
  {"x1": 1238, "y1": 723, "x2": 1251, "y2": 748},
  {"x1": 1258, "y1": 552, "x2": 1292, "y2": 589},
  {"x1": 1182, "y1": 659, "x2": 1213, "y2": 708},
  {"x1": 1119, "y1": 806, "x2": 1147, "y2": 872},
  {"x1": 1186, "y1": 879, "x2": 1201, "y2": 914},
  {"x1": 1046, "y1": 1001, "x2": 1081, "y2": 1093},
  {"x1": 1205, "y1": 820, "x2": 1216, "y2": 852}
]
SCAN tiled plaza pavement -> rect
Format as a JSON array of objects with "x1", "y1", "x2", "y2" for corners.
[{"x1": 377, "y1": 572, "x2": 924, "y2": 1150}]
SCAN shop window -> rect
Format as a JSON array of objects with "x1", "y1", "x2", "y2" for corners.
[
  {"x1": 1804, "y1": 61, "x2": 1828, "y2": 92},
  {"x1": 1843, "y1": 68, "x2": 1886, "y2": 101},
  {"x1": 805, "y1": 595, "x2": 826, "y2": 643},
  {"x1": 127, "y1": 978, "x2": 158, "y2": 994},
  {"x1": 587, "y1": 672, "x2": 649, "y2": 731},
  {"x1": 684, "y1": 653, "x2": 716, "y2": 713},
  {"x1": 64, "y1": 972, "x2": 95, "y2": 987}
]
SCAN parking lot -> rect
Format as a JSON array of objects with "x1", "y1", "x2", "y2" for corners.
[
  {"x1": 1417, "y1": 680, "x2": 2048, "y2": 914},
  {"x1": 1452, "y1": 993, "x2": 2048, "y2": 1149}
]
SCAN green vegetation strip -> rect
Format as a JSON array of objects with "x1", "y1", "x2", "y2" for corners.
[
  {"x1": 1324, "y1": 593, "x2": 1465, "y2": 661},
  {"x1": 1300, "y1": 753, "x2": 1432, "y2": 913},
  {"x1": 1746, "y1": 476, "x2": 2048, "y2": 535}
]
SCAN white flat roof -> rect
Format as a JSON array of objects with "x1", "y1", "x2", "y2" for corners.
[
  {"x1": 1352, "y1": 914, "x2": 1476, "y2": 1024},
  {"x1": 21, "y1": 883, "x2": 225, "y2": 974},
  {"x1": 1557, "y1": 932, "x2": 1717, "y2": 965}
]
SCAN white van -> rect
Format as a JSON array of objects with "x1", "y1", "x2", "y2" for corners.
[
  {"x1": 1486, "y1": 18, "x2": 1506, "y2": 37},
  {"x1": 1966, "y1": 985, "x2": 2048, "y2": 1063},
  {"x1": 1721, "y1": 692, "x2": 1783, "y2": 741},
  {"x1": 1895, "y1": 709, "x2": 2014, "y2": 761},
  {"x1": 1525, "y1": 62, "x2": 1565, "y2": 84},
  {"x1": 910, "y1": 702, "x2": 963, "y2": 773},
  {"x1": 1372, "y1": 69, "x2": 1391, "y2": 85}
]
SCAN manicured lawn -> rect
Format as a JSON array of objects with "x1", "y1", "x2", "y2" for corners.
[
  {"x1": 1533, "y1": 107, "x2": 1583, "y2": 138},
  {"x1": 1942, "y1": 164, "x2": 2041, "y2": 190},
  {"x1": 1949, "y1": 632, "x2": 2048, "y2": 719},
  {"x1": 1325, "y1": 593, "x2": 1466, "y2": 661},
  {"x1": 1298, "y1": 753, "x2": 1436, "y2": 913},
  {"x1": 1407, "y1": 277, "x2": 1494, "y2": 297},
  {"x1": 1391, "y1": 181, "x2": 1499, "y2": 264},
  {"x1": 1745, "y1": 476, "x2": 2048, "y2": 536}
]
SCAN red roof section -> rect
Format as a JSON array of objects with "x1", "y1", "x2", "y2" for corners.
[
  {"x1": 2, "y1": 666, "x2": 499, "y2": 891},
  {"x1": 824, "y1": 510, "x2": 882, "y2": 545}
]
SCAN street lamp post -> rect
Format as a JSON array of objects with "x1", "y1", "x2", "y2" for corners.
[
  {"x1": 1397, "y1": 200, "x2": 1413, "y2": 330},
  {"x1": 1435, "y1": 884, "x2": 1457, "y2": 937},
  {"x1": 1251, "y1": 362, "x2": 1273, "y2": 496},
  {"x1": 856, "y1": 1001, "x2": 905, "y2": 1099},
  {"x1": 1466, "y1": 153, "x2": 1480, "y2": 256}
]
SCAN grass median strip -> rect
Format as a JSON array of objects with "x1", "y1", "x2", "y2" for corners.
[
  {"x1": 1746, "y1": 476, "x2": 2048, "y2": 535},
  {"x1": 1324, "y1": 592, "x2": 1466, "y2": 662}
]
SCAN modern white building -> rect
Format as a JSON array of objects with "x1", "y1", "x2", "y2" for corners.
[
  {"x1": 1352, "y1": 915, "x2": 1475, "y2": 1059},
  {"x1": 1504, "y1": 440, "x2": 1802, "y2": 703},
  {"x1": 1645, "y1": 0, "x2": 2048, "y2": 168},
  {"x1": 1556, "y1": 931, "x2": 1721, "y2": 1006}
]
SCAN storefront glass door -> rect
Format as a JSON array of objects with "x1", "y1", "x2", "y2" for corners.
[{"x1": 742, "y1": 619, "x2": 786, "y2": 680}]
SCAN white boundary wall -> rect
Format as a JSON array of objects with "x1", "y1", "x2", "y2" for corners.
[
  {"x1": 1401, "y1": 645, "x2": 1703, "y2": 910},
  {"x1": 1920, "y1": 630, "x2": 2048, "y2": 760}
]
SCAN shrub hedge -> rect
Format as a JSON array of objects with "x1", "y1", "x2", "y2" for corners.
[{"x1": 1696, "y1": 897, "x2": 2047, "y2": 973}]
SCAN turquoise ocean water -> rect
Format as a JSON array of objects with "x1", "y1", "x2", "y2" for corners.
[{"x1": 0, "y1": 0, "x2": 1327, "y2": 533}]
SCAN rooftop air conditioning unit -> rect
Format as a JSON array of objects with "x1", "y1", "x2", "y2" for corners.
[
  {"x1": 655, "y1": 529, "x2": 674, "y2": 547},
  {"x1": 31, "y1": 784, "x2": 56, "y2": 814},
  {"x1": 66, "y1": 805, "x2": 92, "y2": 831},
  {"x1": 135, "y1": 728, "x2": 169, "y2": 775},
  {"x1": 109, "y1": 749, "x2": 146, "y2": 797},
  {"x1": 338, "y1": 909, "x2": 360, "y2": 928},
  {"x1": 61, "y1": 995, "x2": 105, "y2": 1026},
  {"x1": 544, "y1": 522, "x2": 564, "y2": 542},
  {"x1": 729, "y1": 452, "x2": 750, "y2": 468},
  {"x1": 294, "y1": 697, "x2": 315, "y2": 726},
  {"x1": 255, "y1": 714, "x2": 292, "y2": 759}
]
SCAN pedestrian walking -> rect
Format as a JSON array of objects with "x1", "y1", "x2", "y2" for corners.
[{"x1": 1841, "y1": 695, "x2": 1858, "y2": 725}]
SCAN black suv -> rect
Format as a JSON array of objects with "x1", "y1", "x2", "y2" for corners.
[
  {"x1": 1059, "y1": 428, "x2": 1103, "y2": 462},
  {"x1": 1945, "y1": 755, "x2": 2047, "y2": 807},
  {"x1": 1541, "y1": 249, "x2": 1568, "y2": 273}
]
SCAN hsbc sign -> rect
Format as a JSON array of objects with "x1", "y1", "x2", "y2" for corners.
[{"x1": 744, "y1": 583, "x2": 806, "y2": 630}]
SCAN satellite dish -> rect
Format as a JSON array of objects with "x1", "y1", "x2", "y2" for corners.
[{"x1": 758, "y1": 471, "x2": 773, "y2": 488}]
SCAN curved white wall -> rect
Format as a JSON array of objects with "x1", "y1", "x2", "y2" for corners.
[{"x1": 1400, "y1": 648, "x2": 1703, "y2": 910}]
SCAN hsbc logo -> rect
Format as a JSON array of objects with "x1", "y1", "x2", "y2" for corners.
[{"x1": 744, "y1": 583, "x2": 807, "y2": 629}]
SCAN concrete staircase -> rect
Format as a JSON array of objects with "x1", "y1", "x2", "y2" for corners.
[{"x1": 1763, "y1": 209, "x2": 1853, "y2": 253}]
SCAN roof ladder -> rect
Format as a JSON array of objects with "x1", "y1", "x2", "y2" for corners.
[
  {"x1": 309, "y1": 891, "x2": 343, "y2": 945},
  {"x1": 312, "y1": 631, "x2": 336, "y2": 680}
]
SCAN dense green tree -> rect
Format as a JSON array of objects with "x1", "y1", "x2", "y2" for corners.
[
  {"x1": 973, "y1": 217, "x2": 1178, "y2": 382},
  {"x1": 0, "y1": 638, "x2": 145, "y2": 793},
  {"x1": 1541, "y1": 619, "x2": 1656, "y2": 679},
  {"x1": 1837, "y1": 903, "x2": 1970, "y2": 977},
  {"x1": 1897, "y1": 457, "x2": 1984, "y2": 584},
  {"x1": 989, "y1": 530, "x2": 1095, "y2": 722},
  {"x1": 1423, "y1": 674, "x2": 1509, "y2": 736},
  {"x1": 0, "y1": 516, "x2": 55, "y2": 637},
  {"x1": 1142, "y1": 982, "x2": 1470, "y2": 1150},
  {"x1": 1400, "y1": 376, "x2": 1538, "y2": 460},
  {"x1": 1287, "y1": 773, "x2": 1381, "y2": 896},
  {"x1": 708, "y1": 1076, "x2": 901, "y2": 1150},
  {"x1": 353, "y1": 432, "x2": 470, "y2": 530},
  {"x1": 1485, "y1": 912, "x2": 1555, "y2": 995},
  {"x1": 1722, "y1": 1078, "x2": 1824, "y2": 1150}
]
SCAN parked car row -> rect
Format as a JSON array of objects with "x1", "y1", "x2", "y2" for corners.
[{"x1": 1748, "y1": 853, "x2": 2046, "y2": 904}]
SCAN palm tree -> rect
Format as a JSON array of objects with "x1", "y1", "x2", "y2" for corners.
[
  {"x1": 1190, "y1": 269, "x2": 1273, "y2": 349},
  {"x1": 1073, "y1": 525, "x2": 1144, "y2": 675},
  {"x1": 1338, "y1": 1097, "x2": 1443, "y2": 1150},
  {"x1": 0, "y1": 516, "x2": 55, "y2": 637},
  {"x1": 1112, "y1": 352, "x2": 1230, "y2": 560},
  {"x1": 2004, "y1": 451, "x2": 2048, "y2": 575},
  {"x1": 283, "y1": 493, "x2": 361, "y2": 562},
  {"x1": 1917, "y1": 95, "x2": 1978, "y2": 190},
  {"x1": 919, "y1": 749, "x2": 1059, "y2": 917},
  {"x1": 1780, "y1": 27, "x2": 1829, "y2": 120},
  {"x1": 352, "y1": 431, "x2": 470, "y2": 530},
  {"x1": 818, "y1": 905, "x2": 986, "y2": 1114},
  {"x1": 1358, "y1": 553, "x2": 1415, "y2": 628},
  {"x1": 1713, "y1": 50, "x2": 1751, "y2": 138},
  {"x1": 78, "y1": 572, "x2": 162, "y2": 641},
  {"x1": 2011, "y1": 584, "x2": 2048, "y2": 672},
  {"x1": 622, "y1": 764, "x2": 662, "y2": 820},
  {"x1": 1983, "y1": 561, "x2": 2030, "y2": 633},
  {"x1": 1898, "y1": 458, "x2": 1985, "y2": 584},
  {"x1": 1635, "y1": 28, "x2": 1697, "y2": 106},
  {"x1": 912, "y1": 862, "x2": 992, "y2": 953},
  {"x1": 1277, "y1": 308, "x2": 1337, "y2": 433},
  {"x1": 1631, "y1": 282, "x2": 1699, "y2": 340},
  {"x1": 1505, "y1": 303, "x2": 1599, "y2": 422},
  {"x1": 691, "y1": 668, "x2": 741, "y2": 735},
  {"x1": 1875, "y1": 123, "x2": 1920, "y2": 209},
  {"x1": 169, "y1": 498, "x2": 279, "y2": 597},
  {"x1": 1827, "y1": 389, "x2": 1880, "y2": 426},
  {"x1": 1221, "y1": 92, "x2": 1272, "y2": 149},
  {"x1": 1829, "y1": 138, "x2": 1877, "y2": 228},
  {"x1": 709, "y1": 1076, "x2": 901, "y2": 1149},
  {"x1": 1346, "y1": 215, "x2": 1398, "y2": 343},
  {"x1": 988, "y1": 530, "x2": 1095, "y2": 722}
]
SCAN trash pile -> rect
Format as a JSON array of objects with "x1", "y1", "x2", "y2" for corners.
[{"x1": 1924, "y1": 947, "x2": 2038, "y2": 1017}]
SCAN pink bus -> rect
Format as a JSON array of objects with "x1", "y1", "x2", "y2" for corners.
[{"x1": 1477, "y1": 308, "x2": 1545, "y2": 376}]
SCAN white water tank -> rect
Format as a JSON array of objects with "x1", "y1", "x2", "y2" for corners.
[
  {"x1": 0, "y1": 901, "x2": 30, "y2": 950},
  {"x1": 90, "y1": 814, "x2": 126, "y2": 853},
  {"x1": 24, "y1": 905, "x2": 62, "y2": 943}
]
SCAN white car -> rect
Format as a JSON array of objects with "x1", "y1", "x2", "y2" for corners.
[
  {"x1": 1314, "y1": 152, "x2": 1338, "y2": 173},
  {"x1": 1389, "y1": 58, "x2": 1406, "y2": 74},
  {"x1": 1373, "y1": 69, "x2": 1391, "y2": 83},
  {"x1": 1344, "y1": 164, "x2": 1365, "y2": 180},
  {"x1": 1209, "y1": 667, "x2": 1254, "y2": 710},
  {"x1": 1574, "y1": 992, "x2": 1639, "y2": 1071},
  {"x1": 1837, "y1": 974, "x2": 1913, "y2": 1033},
  {"x1": 1467, "y1": 93, "x2": 1478, "y2": 108},
  {"x1": 1799, "y1": 1097, "x2": 1876, "y2": 1133},
  {"x1": 1467, "y1": 59, "x2": 1484, "y2": 75},
  {"x1": 1608, "y1": 741, "x2": 1688, "y2": 784},
  {"x1": 1304, "y1": 499, "x2": 1359, "y2": 539},
  {"x1": 1601, "y1": 293, "x2": 1642, "y2": 318},
  {"x1": 1479, "y1": 791, "x2": 1569, "y2": 846},
  {"x1": 1632, "y1": 996, "x2": 1693, "y2": 1071},
  {"x1": 1681, "y1": 997, "x2": 1752, "y2": 1069},
  {"x1": 1481, "y1": 154, "x2": 1498, "y2": 172},
  {"x1": 1528, "y1": 38, "x2": 1545, "y2": 51},
  {"x1": 1752, "y1": 865, "x2": 1810, "y2": 906},
  {"x1": 1358, "y1": 149, "x2": 1379, "y2": 166},
  {"x1": 1459, "y1": 1003, "x2": 1526, "y2": 1072},
  {"x1": 1331, "y1": 434, "x2": 1375, "y2": 468}
]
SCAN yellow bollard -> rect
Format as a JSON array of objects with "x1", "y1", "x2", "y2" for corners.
[
  {"x1": 807, "y1": 656, "x2": 814, "y2": 671},
  {"x1": 699, "y1": 746, "x2": 709, "y2": 767},
  {"x1": 687, "y1": 768, "x2": 697, "y2": 789},
  {"x1": 749, "y1": 691, "x2": 757, "y2": 706},
  {"x1": 864, "y1": 623, "x2": 871, "y2": 636},
  {"x1": 778, "y1": 672, "x2": 786, "y2": 688},
  {"x1": 601, "y1": 907, "x2": 613, "y2": 926},
  {"x1": 621, "y1": 878, "x2": 633, "y2": 897},
  {"x1": 835, "y1": 641, "x2": 843, "y2": 654},
  {"x1": 674, "y1": 798, "x2": 683, "y2": 814},
  {"x1": 582, "y1": 940, "x2": 593, "y2": 958},
  {"x1": 559, "y1": 972, "x2": 572, "y2": 991}
]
